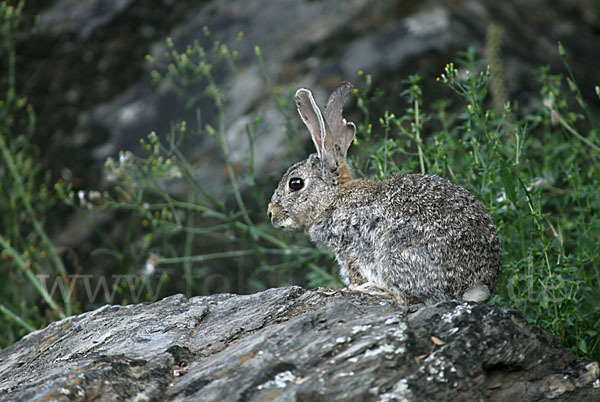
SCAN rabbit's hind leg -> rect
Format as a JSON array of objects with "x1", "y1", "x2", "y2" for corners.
[{"x1": 398, "y1": 287, "x2": 450, "y2": 305}]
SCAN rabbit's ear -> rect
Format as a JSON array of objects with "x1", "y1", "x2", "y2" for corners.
[
  {"x1": 324, "y1": 81, "x2": 356, "y2": 161},
  {"x1": 295, "y1": 88, "x2": 336, "y2": 170}
]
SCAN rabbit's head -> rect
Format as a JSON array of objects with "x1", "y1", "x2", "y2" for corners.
[{"x1": 267, "y1": 82, "x2": 356, "y2": 232}]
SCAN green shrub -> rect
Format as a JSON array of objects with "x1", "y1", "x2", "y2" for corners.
[
  {"x1": 351, "y1": 46, "x2": 599, "y2": 360},
  {"x1": 56, "y1": 30, "x2": 338, "y2": 304},
  {"x1": 1, "y1": 0, "x2": 74, "y2": 347}
]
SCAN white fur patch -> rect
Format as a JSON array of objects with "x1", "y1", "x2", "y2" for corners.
[
  {"x1": 462, "y1": 284, "x2": 490, "y2": 302},
  {"x1": 275, "y1": 217, "x2": 295, "y2": 229},
  {"x1": 335, "y1": 255, "x2": 350, "y2": 286}
]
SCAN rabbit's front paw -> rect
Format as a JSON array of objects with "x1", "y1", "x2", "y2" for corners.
[{"x1": 348, "y1": 282, "x2": 400, "y2": 302}]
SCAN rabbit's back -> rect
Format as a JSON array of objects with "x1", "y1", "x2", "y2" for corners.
[{"x1": 308, "y1": 173, "x2": 502, "y2": 303}]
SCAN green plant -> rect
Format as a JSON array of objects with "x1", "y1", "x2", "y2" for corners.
[
  {"x1": 351, "y1": 45, "x2": 599, "y2": 360},
  {"x1": 0, "y1": 0, "x2": 74, "y2": 347},
  {"x1": 56, "y1": 29, "x2": 339, "y2": 305}
]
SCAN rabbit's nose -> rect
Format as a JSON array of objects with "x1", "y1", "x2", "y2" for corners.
[{"x1": 267, "y1": 203, "x2": 274, "y2": 220}]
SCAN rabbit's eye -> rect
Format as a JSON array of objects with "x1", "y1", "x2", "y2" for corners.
[{"x1": 288, "y1": 177, "x2": 304, "y2": 192}]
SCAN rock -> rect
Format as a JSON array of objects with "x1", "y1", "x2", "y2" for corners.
[
  {"x1": 1, "y1": 287, "x2": 598, "y2": 401},
  {"x1": 39, "y1": 0, "x2": 136, "y2": 41},
  {"x1": 32, "y1": 0, "x2": 600, "y2": 189},
  {"x1": 74, "y1": 0, "x2": 600, "y2": 172}
]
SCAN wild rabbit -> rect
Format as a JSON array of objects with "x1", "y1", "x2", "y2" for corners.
[{"x1": 267, "y1": 81, "x2": 502, "y2": 304}]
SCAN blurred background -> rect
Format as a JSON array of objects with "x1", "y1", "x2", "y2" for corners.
[{"x1": 1, "y1": 0, "x2": 599, "y2": 356}]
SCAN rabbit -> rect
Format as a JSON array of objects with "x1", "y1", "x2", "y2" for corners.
[{"x1": 267, "y1": 81, "x2": 502, "y2": 305}]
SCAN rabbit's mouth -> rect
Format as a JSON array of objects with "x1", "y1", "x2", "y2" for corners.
[
  {"x1": 271, "y1": 218, "x2": 294, "y2": 230},
  {"x1": 270, "y1": 216, "x2": 296, "y2": 230},
  {"x1": 267, "y1": 203, "x2": 296, "y2": 230}
]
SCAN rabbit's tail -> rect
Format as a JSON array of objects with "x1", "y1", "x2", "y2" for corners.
[
  {"x1": 407, "y1": 285, "x2": 491, "y2": 305},
  {"x1": 461, "y1": 284, "x2": 491, "y2": 302}
]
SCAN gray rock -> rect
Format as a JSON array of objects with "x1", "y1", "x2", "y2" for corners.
[
  {"x1": 39, "y1": 0, "x2": 135, "y2": 40},
  {"x1": 66, "y1": 0, "x2": 599, "y2": 190},
  {"x1": 1, "y1": 287, "x2": 598, "y2": 401}
]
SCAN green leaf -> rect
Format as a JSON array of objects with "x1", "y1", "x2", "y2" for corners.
[
  {"x1": 500, "y1": 164, "x2": 517, "y2": 205},
  {"x1": 578, "y1": 338, "x2": 588, "y2": 354}
]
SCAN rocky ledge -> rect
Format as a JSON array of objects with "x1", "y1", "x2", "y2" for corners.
[{"x1": 0, "y1": 287, "x2": 598, "y2": 401}]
